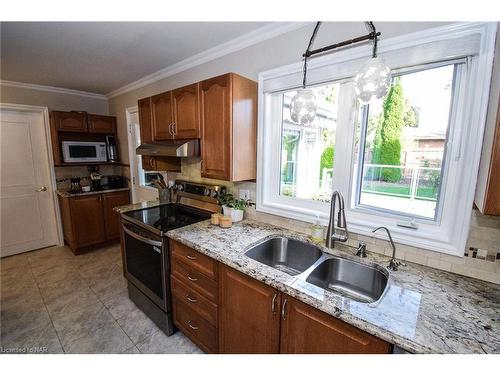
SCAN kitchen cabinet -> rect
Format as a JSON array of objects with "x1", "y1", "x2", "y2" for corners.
[
  {"x1": 280, "y1": 296, "x2": 391, "y2": 354},
  {"x1": 476, "y1": 97, "x2": 500, "y2": 215},
  {"x1": 169, "y1": 242, "x2": 391, "y2": 354},
  {"x1": 170, "y1": 240, "x2": 219, "y2": 353},
  {"x1": 58, "y1": 190, "x2": 130, "y2": 254},
  {"x1": 138, "y1": 96, "x2": 181, "y2": 172},
  {"x1": 200, "y1": 73, "x2": 257, "y2": 181},
  {"x1": 219, "y1": 265, "x2": 281, "y2": 353},
  {"x1": 87, "y1": 114, "x2": 116, "y2": 134},
  {"x1": 52, "y1": 111, "x2": 88, "y2": 132},
  {"x1": 172, "y1": 83, "x2": 200, "y2": 139},
  {"x1": 152, "y1": 91, "x2": 174, "y2": 140}
]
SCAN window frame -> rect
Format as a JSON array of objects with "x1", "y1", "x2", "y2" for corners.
[{"x1": 256, "y1": 22, "x2": 497, "y2": 257}]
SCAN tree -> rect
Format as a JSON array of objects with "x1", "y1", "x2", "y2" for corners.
[
  {"x1": 372, "y1": 78, "x2": 405, "y2": 182},
  {"x1": 403, "y1": 99, "x2": 417, "y2": 128}
]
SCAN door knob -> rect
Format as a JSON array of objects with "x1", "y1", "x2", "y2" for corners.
[{"x1": 36, "y1": 186, "x2": 47, "y2": 192}]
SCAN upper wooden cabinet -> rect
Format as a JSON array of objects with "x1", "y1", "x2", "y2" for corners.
[
  {"x1": 52, "y1": 111, "x2": 88, "y2": 132},
  {"x1": 280, "y1": 296, "x2": 391, "y2": 354},
  {"x1": 219, "y1": 265, "x2": 281, "y2": 354},
  {"x1": 138, "y1": 96, "x2": 181, "y2": 172},
  {"x1": 476, "y1": 97, "x2": 500, "y2": 215},
  {"x1": 152, "y1": 91, "x2": 174, "y2": 140},
  {"x1": 172, "y1": 83, "x2": 200, "y2": 139},
  {"x1": 88, "y1": 114, "x2": 116, "y2": 134},
  {"x1": 51, "y1": 111, "x2": 116, "y2": 134},
  {"x1": 200, "y1": 73, "x2": 257, "y2": 181}
]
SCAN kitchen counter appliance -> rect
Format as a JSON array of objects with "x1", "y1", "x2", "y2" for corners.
[
  {"x1": 62, "y1": 141, "x2": 107, "y2": 163},
  {"x1": 120, "y1": 180, "x2": 225, "y2": 335}
]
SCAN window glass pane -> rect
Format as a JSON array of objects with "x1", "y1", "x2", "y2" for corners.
[
  {"x1": 280, "y1": 83, "x2": 339, "y2": 202},
  {"x1": 357, "y1": 64, "x2": 455, "y2": 219}
]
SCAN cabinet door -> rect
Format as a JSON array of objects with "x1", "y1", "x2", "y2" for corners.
[
  {"x1": 88, "y1": 114, "x2": 116, "y2": 134},
  {"x1": 151, "y1": 91, "x2": 174, "y2": 140},
  {"x1": 172, "y1": 83, "x2": 200, "y2": 139},
  {"x1": 52, "y1": 111, "x2": 87, "y2": 132},
  {"x1": 138, "y1": 97, "x2": 156, "y2": 171},
  {"x1": 200, "y1": 74, "x2": 231, "y2": 180},
  {"x1": 102, "y1": 191, "x2": 130, "y2": 240},
  {"x1": 280, "y1": 296, "x2": 391, "y2": 354},
  {"x1": 70, "y1": 195, "x2": 105, "y2": 247},
  {"x1": 219, "y1": 265, "x2": 281, "y2": 353}
]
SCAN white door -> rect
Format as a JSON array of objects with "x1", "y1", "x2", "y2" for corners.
[
  {"x1": 126, "y1": 108, "x2": 158, "y2": 203},
  {"x1": 0, "y1": 108, "x2": 59, "y2": 257}
]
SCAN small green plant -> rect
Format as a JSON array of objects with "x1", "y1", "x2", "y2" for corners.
[{"x1": 217, "y1": 193, "x2": 251, "y2": 211}]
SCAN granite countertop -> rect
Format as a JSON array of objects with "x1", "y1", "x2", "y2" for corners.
[
  {"x1": 113, "y1": 199, "x2": 162, "y2": 212},
  {"x1": 57, "y1": 187, "x2": 130, "y2": 198},
  {"x1": 165, "y1": 219, "x2": 500, "y2": 354}
]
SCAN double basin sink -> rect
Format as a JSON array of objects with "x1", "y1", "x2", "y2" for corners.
[{"x1": 244, "y1": 237, "x2": 389, "y2": 303}]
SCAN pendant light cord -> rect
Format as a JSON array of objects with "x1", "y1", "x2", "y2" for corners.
[
  {"x1": 365, "y1": 21, "x2": 378, "y2": 58},
  {"x1": 302, "y1": 22, "x2": 322, "y2": 88}
]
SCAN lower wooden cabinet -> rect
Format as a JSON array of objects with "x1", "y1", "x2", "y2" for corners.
[
  {"x1": 170, "y1": 243, "x2": 391, "y2": 354},
  {"x1": 280, "y1": 296, "x2": 391, "y2": 354},
  {"x1": 219, "y1": 265, "x2": 281, "y2": 353},
  {"x1": 59, "y1": 190, "x2": 130, "y2": 254}
]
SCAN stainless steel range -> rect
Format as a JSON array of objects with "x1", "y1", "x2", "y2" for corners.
[{"x1": 120, "y1": 180, "x2": 225, "y2": 335}]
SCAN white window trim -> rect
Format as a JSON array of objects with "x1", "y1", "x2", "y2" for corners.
[{"x1": 256, "y1": 22, "x2": 497, "y2": 257}]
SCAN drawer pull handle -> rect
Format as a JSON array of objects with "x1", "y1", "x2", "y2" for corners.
[
  {"x1": 271, "y1": 293, "x2": 278, "y2": 314},
  {"x1": 186, "y1": 254, "x2": 197, "y2": 260},
  {"x1": 187, "y1": 275, "x2": 198, "y2": 282},
  {"x1": 281, "y1": 298, "x2": 288, "y2": 320},
  {"x1": 187, "y1": 320, "x2": 199, "y2": 330},
  {"x1": 186, "y1": 295, "x2": 198, "y2": 303}
]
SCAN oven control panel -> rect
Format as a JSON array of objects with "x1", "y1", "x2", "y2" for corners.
[{"x1": 174, "y1": 180, "x2": 226, "y2": 203}]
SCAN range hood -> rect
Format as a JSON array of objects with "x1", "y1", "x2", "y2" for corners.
[{"x1": 136, "y1": 139, "x2": 199, "y2": 157}]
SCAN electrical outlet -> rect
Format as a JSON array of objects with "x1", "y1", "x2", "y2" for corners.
[{"x1": 239, "y1": 189, "x2": 250, "y2": 200}]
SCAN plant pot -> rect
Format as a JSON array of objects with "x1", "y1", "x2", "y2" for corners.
[{"x1": 222, "y1": 206, "x2": 244, "y2": 223}]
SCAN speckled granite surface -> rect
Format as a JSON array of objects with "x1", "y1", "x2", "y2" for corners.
[
  {"x1": 57, "y1": 188, "x2": 130, "y2": 198},
  {"x1": 114, "y1": 199, "x2": 162, "y2": 212},
  {"x1": 166, "y1": 219, "x2": 500, "y2": 354}
]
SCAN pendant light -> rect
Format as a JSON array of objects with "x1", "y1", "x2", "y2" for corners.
[
  {"x1": 290, "y1": 22, "x2": 391, "y2": 125},
  {"x1": 289, "y1": 22, "x2": 321, "y2": 126},
  {"x1": 354, "y1": 22, "x2": 392, "y2": 104}
]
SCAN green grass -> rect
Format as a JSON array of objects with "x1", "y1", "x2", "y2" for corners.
[{"x1": 362, "y1": 185, "x2": 437, "y2": 201}]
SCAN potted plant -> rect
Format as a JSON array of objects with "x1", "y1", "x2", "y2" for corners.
[{"x1": 218, "y1": 193, "x2": 250, "y2": 222}]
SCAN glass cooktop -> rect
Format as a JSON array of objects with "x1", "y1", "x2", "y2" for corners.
[{"x1": 123, "y1": 203, "x2": 211, "y2": 234}]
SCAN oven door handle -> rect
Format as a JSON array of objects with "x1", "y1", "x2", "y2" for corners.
[{"x1": 123, "y1": 225, "x2": 162, "y2": 247}]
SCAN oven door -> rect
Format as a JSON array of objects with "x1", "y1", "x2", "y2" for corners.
[{"x1": 122, "y1": 223, "x2": 170, "y2": 312}]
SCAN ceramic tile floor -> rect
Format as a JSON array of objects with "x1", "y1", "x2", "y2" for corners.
[{"x1": 0, "y1": 244, "x2": 203, "y2": 354}]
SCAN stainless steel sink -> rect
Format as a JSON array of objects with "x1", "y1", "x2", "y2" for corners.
[
  {"x1": 305, "y1": 258, "x2": 388, "y2": 303},
  {"x1": 244, "y1": 237, "x2": 323, "y2": 276}
]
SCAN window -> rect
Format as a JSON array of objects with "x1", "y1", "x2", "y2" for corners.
[
  {"x1": 279, "y1": 84, "x2": 339, "y2": 202},
  {"x1": 355, "y1": 65, "x2": 455, "y2": 220},
  {"x1": 257, "y1": 23, "x2": 496, "y2": 256}
]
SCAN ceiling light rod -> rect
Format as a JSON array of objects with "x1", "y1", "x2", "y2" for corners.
[{"x1": 302, "y1": 22, "x2": 380, "y2": 59}]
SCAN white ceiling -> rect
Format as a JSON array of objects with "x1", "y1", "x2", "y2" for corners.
[{"x1": 0, "y1": 22, "x2": 270, "y2": 94}]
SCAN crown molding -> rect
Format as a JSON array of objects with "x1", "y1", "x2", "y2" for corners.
[
  {"x1": 106, "y1": 22, "x2": 312, "y2": 99},
  {"x1": 0, "y1": 80, "x2": 107, "y2": 100}
]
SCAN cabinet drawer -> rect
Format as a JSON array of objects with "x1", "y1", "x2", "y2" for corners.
[
  {"x1": 171, "y1": 259, "x2": 218, "y2": 303},
  {"x1": 171, "y1": 276, "x2": 217, "y2": 326},
  {"x1": 173, "y1": 297, "x2": 217, "y2": 353},
  {"x1": 171, "y1": 240, "x2": 217, "y2": 280}
]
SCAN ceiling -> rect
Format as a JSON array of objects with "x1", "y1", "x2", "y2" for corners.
[{"x1": 0, "y1": 22, "x2": 270, "y2": 94}]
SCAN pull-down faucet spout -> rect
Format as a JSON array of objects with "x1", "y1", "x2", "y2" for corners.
[{"x1": 325, "y1": 191, "x2": 348, "y2": 248}]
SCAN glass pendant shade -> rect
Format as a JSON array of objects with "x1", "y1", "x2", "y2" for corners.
[
  {"x1": 289, "y1": 89, "x2": 317, "y2": 125},
  {"x1": 354, "y1": 57, "x2": 392, "y2": 104}
]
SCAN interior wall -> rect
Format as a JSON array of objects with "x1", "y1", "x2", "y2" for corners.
[{"x1": 0, "y1": 85, "x2": 108, "y2": 114}]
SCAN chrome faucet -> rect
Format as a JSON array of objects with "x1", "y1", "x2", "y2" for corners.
[
  {"x1": 325, "y1": 191, "x2": 348, "y2": 248},
  {"x1": 372, "y1": 226, "x2": 405, "y2": 271}
]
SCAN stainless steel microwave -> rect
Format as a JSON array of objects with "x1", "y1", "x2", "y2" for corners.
[{"x1": 62, "y1": 141, "x2": 107, "y2": 163}]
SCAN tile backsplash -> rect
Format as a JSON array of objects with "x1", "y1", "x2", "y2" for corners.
[
  {"x1": 55, "y1": 165, "x2": 126, "y2": 190},
  {"x1": 164, "y1": 159, "x2": 500, "y2": 285}
]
